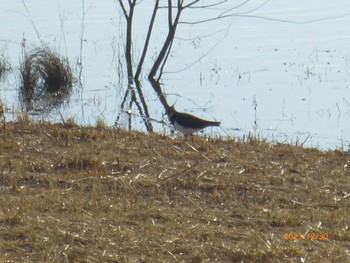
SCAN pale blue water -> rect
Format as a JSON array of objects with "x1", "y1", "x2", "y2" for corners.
[{"x1": 1, "y1": 0, "x2": 350, "y2": 149}]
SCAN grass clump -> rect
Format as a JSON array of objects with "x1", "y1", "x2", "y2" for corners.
[
  {"x1": 96, "y1": 117, "x2": 107, "y2": 130},
  {"x1": 19, "y1": 46, "x2": 73, "y2": 113}
]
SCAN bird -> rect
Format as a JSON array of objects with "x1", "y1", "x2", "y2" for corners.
[{"x1": 167, "y1": 106, "x2": 220, "y2": 138}]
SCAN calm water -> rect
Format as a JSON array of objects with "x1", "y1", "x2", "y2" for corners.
[{"x1": 1, "y1": 0, "x2": 350, "y2": 149}]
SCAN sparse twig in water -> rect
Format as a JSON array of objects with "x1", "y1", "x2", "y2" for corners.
[
  {"x1": 77, "y1": 0, "x2": 87, "y2": 90},
  {"x1": 253, "y1": 94, "x2": 258, "y2": 133},
  {"x1": 299, "y1": 133, "x2": 311, "y2": 147},
  {"x1": 58, "y1": 110, "x2": 66, "y2": 126},
  {"x1": 21, "y1": 0, "x2": 45, "y2": 47}
]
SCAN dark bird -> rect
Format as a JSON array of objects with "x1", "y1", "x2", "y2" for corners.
[{"x1": 167, "y1": 106, "x2": 220, "y2": 137}]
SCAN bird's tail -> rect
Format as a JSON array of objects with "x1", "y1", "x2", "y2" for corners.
[{"x1": 209, "y1": 121, "x2": 220, "y2": 127}]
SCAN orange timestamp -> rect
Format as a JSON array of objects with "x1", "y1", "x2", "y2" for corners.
[{"x1": 284, "y1": 232, "x2": 329, "y2": 241}]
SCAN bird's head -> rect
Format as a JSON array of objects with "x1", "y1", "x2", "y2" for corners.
[
  {"x1": 165, "y1": 105, "x2": 177, "y2": 124},
  {"x1": 166, "y1": 105, "x2": 176, "y2": 116}
]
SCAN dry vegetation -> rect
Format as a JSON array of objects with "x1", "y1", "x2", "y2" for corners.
[
  {"x1": 0, "y1": 55, "x2": 10, "y2": 82},
  {"x1": 0, "y1": 120, "x2": 349, "y2": 262},
  {"x1": 19, "y1": 47, "x2": 73, "y2": 112}
]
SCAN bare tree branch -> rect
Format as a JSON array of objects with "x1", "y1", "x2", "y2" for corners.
[
  {"x1": 135, "y1": 0, "x2": 159, "y2": 79},
  {"x1": 236, "y1": 12, "x2": 350, "y2": 24},
  {"x1": 149, "y1": 5, "x2": 182, "y2": 78},
  {"x1": 225, "y1": 0, "x2": 271, "y2": 16},
  {"x1": 168, "y1": 0, "x2": 172, "y2": 30},
  {"x1": 118, "y1": 0, "x2": 128, "y2": 19},
  {"x1": 165, "y1": 25, "x2": 231, "y2": 75},
  {"x1": 179, "y1": 0, "x2": 271, "y2": 25},
  {"x1": 124, "y1": 1, "x2": 135, "y2": 83},
  {"x1": 117, "y1": 0, "x2": 153, "y2": 131},
  {"x1": 158, "y1": 35, "x2": 173, "y2": 81},
  {"x1": 182, "y1": 0, "x2": 200, "y2": 9},
  {"x1": 159, "y1": 0, "x2": 225, "y2": 9},
  {"x1": 219, "y1": 0, "x2": 251, "y2": 16},
  {"x1": 133, "y1": 1, "x2": 161, "y2": 132},
  {"x1": 188, "y1": 0, "x2": 229, "y2": 9},
  {"x1": 179, "y1": 0, "x2": 350, "y2": 25}
]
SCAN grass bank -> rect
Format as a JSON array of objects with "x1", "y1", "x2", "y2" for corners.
[{"x1": 0, "y1": 120, "x2": 349, "y2": 262}]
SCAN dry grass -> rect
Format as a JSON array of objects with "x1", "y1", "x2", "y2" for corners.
[
  {"x1": 19, "y1": 47, "x2": 73, "y2": 112},
  {"x1": 0, "y1": 101, "x2": 5, "y2": 133},
  {"x1": 0, "y1": 55, "x2": 10, "y2": 82},
  {"x1": 0, "y1": 121, "x2": 349, "y2": 262}
]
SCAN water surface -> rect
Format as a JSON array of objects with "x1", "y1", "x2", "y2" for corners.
[{"x1": 1, "y1": 0, "x2": 350, "y2": 149}]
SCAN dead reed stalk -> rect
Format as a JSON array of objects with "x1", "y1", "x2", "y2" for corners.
[{"x1": 0, "y1": 55, "x2": 10, "y2": 81}]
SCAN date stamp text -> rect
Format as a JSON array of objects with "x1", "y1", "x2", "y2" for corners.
[{"x1": 284, "y1": 232, "x2": 329, "y2": 241}]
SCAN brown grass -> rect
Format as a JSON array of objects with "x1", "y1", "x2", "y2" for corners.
[
  {"x1": 0, "y1": 121, "x2": 349, "y2": 262},
  {"x1": 19, "y1": 47, "x2": 73, "y2": 112}
]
